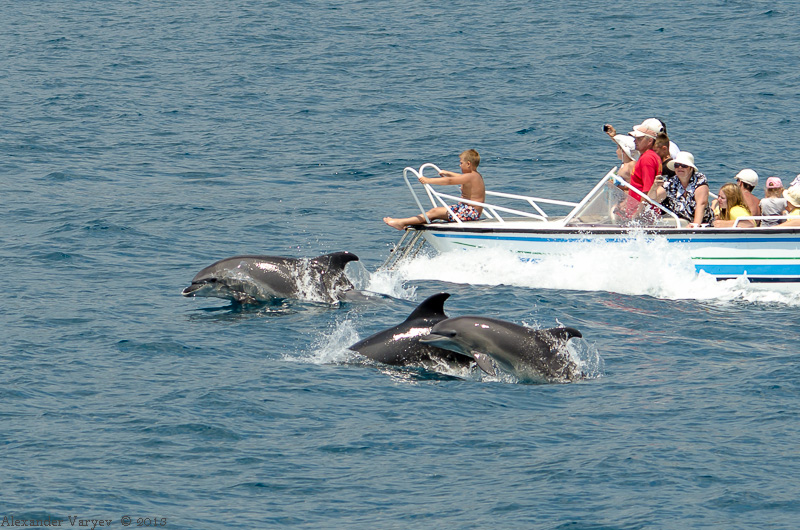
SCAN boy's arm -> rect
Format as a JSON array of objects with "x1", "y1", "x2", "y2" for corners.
[{"x1": 420, "y1": 171, "x2": 478, "y2": 185}]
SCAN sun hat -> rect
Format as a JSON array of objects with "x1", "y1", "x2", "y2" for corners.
[
  {"x1": 783, "y1": 186, "x2": 800, "y2": 208},
  {"x1": 666, "y1": 151, "x2": 697, "y2": 171},
  {"x1": 735, "y1": 168, "x2": 759, "y2": 187},
  {"x1": 629, "y1": 118, "x2": 662, "y2": 139},
  {"x1": 612, "y1": 134, "x2": 639, "y2": 161},
  {"x1": 669, "y1": 141, "x2": 680, "y2": 159},
  {"x1": 766, "y1": 177, "x2": 783, "y2": 189}
]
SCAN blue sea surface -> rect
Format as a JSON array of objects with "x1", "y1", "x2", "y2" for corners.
[{"x1": 3, "y1": 1, "x2": 800, "y2": 528}]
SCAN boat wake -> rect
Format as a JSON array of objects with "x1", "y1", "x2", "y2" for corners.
[{"x1": 386, "y1": 240, "x2": 800, "y2": 306}]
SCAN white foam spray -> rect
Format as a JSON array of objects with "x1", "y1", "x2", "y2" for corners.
[
  {"x1": 387, "y1": 237, "x2": 800, "y2": 306},
  {"x1": 291, "y1": 317, "x2": 363, "y2": 365},
  {"x1": 343, "y1": 260, "x2": 415, "y2": 300}
]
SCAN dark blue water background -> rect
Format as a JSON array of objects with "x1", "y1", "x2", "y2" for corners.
[{"x1": 3, "y1": 1, "x2": 800, "y2": 528}]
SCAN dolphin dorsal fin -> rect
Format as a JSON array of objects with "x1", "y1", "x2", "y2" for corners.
[
  {"x1": 312, "y1": 252, "x2": 360, "y2": 270},
  {"x1": 541, "y1": 327, "x2": 583, "y2": 341},
  {"x1": 404, "y1": 293, "x2": 450, "y2": 323}
]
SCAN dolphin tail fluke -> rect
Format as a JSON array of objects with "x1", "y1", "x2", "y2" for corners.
[{"x1": 473, "y1": 353, "x2": 496, "y2": 376}]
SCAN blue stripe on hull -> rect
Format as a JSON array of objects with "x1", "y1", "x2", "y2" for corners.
[{"x1": 695, "y1": 263, "x2": 800, "y2": 277}]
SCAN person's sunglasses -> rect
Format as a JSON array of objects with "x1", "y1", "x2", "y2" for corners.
[{"x1": 674, "y1": 163, "x2": 690, "y2": 169}]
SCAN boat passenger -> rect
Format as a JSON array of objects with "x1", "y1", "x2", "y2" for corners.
[
  {"x1": 734, "y1": 169, "x2": 762, "y2": 224},
  {"x1": 653, "y1": 132, "x2": 675, "y2": 179},
  {"x1": 776, "y1": 186, "x2": 800, "y2": 227},
  {"x1": 611, "y1": 134, "x2": 638, "y2": 183},
  {"x1": 759, "y1": 177, "x2": 788, "y2": 227},
  {"x1": 627, "y1": 119, "x2": 663, "y2": 200},
  {"x1": 654, "y1": 119, "x2": 680, "y2": 159},
  {"x1": 383, "y1": 149, "x2": 485, "y2": 230},
  {"x1": 712, "y1": 183, "x2": 754, "y2": 228},
  {"x1": 647, "y1": 151, "x2": 713, "y2": 227},
  {"x1": 605, "y1": 119, "x2": 664, "y2": 199},
  {"x1": 790, "y1": 174, "x2": 800, "y2": 188}
]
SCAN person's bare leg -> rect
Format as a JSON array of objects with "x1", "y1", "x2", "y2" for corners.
[
  {"x1": 383, "y1": 214, "x2": 423, "y2": 230},
  {"x1": 383, "y1": 207, "x2": 448, "y2": 230}
]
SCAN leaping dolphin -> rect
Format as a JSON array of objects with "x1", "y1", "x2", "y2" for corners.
[
  {"x1": 348, "y1": 293, "x2": 473, "y2": 370},
  {"x1": 182, "y1": 251, "x2": 359, "y2": 304},
  {"x1": 420, "y1": 316, "x2": 583, "y2": 382}
]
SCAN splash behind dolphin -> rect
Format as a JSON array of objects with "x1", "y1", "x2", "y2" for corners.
[
  {"x1": 348, "y1": 293, "x2": 472, "y2": 370},
  {"x1": 182, "y1": 251, "x2": 359, "y2": 304},
  {"x1": 420, "y1": 316, "x2": 582, "y2": 382}
]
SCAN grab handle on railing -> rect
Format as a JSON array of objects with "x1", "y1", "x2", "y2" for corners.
[{"x1": 402, "y1": 166, "x2": 432, "y2": 223}]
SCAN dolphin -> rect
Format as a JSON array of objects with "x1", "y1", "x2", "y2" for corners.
[
  {"x1": 420, "y1": 316, "x2": 583, "y2": 382},
  {"x1": 182, "y1": 251, "x2": 359, "y2": 304},
  {"x1": 348, "y1": 293, "x2": 473, "y2": 370}
]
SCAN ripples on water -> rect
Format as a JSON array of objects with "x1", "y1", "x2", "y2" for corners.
[{"x1": 3, "y1": 1, "x2": 800, "y2": 528}]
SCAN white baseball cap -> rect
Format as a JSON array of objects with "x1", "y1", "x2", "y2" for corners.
[
  {"x1": 629, "y1": 118, "x2": 663, "y2": 139},
  {"x1": 735, "y1": 169, "x2": 759, "y2": 187}
]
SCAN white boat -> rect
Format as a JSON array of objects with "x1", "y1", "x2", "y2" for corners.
[{"x1": 385, "y1": 163, "x2": 800, "y2": 286}]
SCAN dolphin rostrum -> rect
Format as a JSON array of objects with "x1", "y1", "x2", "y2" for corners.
[
  {"x1": 420, "y1": 316, "x2": 583, "y2": 382},
  {"x1": 182, "y1": 251, "x2": 359, "y2": 304},
  {"x1": 348, "y1": 293, "x2": 473, "y2": 370}
]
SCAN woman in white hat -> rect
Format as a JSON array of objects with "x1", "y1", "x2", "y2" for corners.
[
  {"x1": 612, "y1": 134, "x2": 638, "y2": 183},
  {"x1": 647, "y1": 151, "x2": 713, "y2": 227},
  {"x1": 777, "y1": 185, "x2": 800, "y2": 227}
]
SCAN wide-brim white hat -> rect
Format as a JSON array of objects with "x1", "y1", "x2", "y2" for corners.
[
  {"x1": 612, "y1": 134, "x2": 639, "y2": 161},
  {"x1": 666, "y1": 151, "x2": 697, "y2": 171},
  {"x1": 784, "y1": 186, "x2": 800, "y2": 208}
]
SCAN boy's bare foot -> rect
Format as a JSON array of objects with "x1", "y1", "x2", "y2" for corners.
[{"x1": 383, "y1": 217, "x2": 406, "y2": 230}]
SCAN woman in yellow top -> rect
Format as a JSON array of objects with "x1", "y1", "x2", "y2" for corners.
[{"x1": 713, "y1": 183, "x2": 754, "y2": 227}]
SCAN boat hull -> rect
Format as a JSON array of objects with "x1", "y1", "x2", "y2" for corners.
[{"x1": 417, "y1": 223, "x2": 800, "y2": 284}]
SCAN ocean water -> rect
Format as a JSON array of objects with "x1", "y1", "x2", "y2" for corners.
[{"x1": 3, "y1": 1, "x2": 800, "y2": 528}]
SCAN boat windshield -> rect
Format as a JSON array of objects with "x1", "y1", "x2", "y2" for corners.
[{"x1": 564, "y1": 180, "x2": 684, "y2": 228}]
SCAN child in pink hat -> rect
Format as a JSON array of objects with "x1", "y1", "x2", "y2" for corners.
[{"x1": 759, "y1": 177, "x2": 788, "y2": 227}]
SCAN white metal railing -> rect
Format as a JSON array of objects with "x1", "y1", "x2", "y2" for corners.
[
  {"x1": 401, "y1": 164, "x2": 754, "y2": 229},
  {"x1": 733, "y1": 215, "x2": 794, "y2": 228},
  {"x1": 400, "y1": 163, "x2": 579, "y2": 225}
]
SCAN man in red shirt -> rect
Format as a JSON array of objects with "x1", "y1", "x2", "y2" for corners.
[{"x1": 627, "y1": 118, "x2": 663, "y2": 201}]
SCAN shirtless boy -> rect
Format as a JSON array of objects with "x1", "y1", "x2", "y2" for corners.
[{"x1": 383, "y1": 149, "x2": 485, "y2": 230}]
